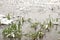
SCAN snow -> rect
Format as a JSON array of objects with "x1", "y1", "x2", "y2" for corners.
[{"x1": 0, "y1": 14, "x2": 13, "y2": 25}]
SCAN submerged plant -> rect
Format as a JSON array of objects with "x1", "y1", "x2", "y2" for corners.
[
  {"x1": 29, "y1": 33, "x2": 38, "y2": 40},
  {"x1": 40, "y1": 22, "x2": 45, "y2": 29},
  {"x1": 31, "y1": 22, "x2": 39, "y2": 31},
  {"x1": 27, "y1": 18, "x2": 32, "y2": 23},
  {"x1": 6, "y1": 13, "x2": 11, "y2": 20},
  {"x1": 2, "y1": 23, "x2": 16, "y2": 37},
  {"x1": 56, "y1": 18, "x2": 59, "y2": 22},
  {"x1": 46, "y1": 15, "x2": 54, "y2": 29},
  {"x1": 2, "y1": 20, "x2": 22, "y2": 39},
  {"x1": 0, "y1": 20, "x2": 1, "y2": 25},
  {"x1": 44, "y1": 20, "x2": 53, "y2": 31},
  {"x1": 21, "y1": 17, "x2": 25, "y2": 23},
  {"x1": 37, "y1": 30, "x2": 45, "y2": 39},
  {"x1": 58, "y1": 31, "x2": 60, "y2": 34},
  {"x1": 18, "y1": 17, "x2": 25, "y2": 25},
  {"x1": 48, "y1": 20, "x2": 53, "y2": 28},
  {"x1": 40, "y1": 21, "x2": 49, "y2": 32}
]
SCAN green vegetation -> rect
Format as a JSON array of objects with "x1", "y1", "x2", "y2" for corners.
[
  {"x1": 37, "y1": 30, "x2": 45, "y2": 39},
  {"x1": 2, "y1": 20, "x2": 22, "y2": 38},
  {"x1": 6, "y1": 13, "x2": 11, "y2": 20},
  {"x1": 31, "y1": 22, "x2": 39, "y2": 31},
  {"x1": 29, "y1": 33, "x2": 38, "y2": 40},
  {"x1": 2, "y1": 15, "x2": 57, "y2": 40},
  {"x1": 0, "y1": 20, "x2": 1, "y2": 25}
]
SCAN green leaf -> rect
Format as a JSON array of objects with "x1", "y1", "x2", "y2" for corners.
[{"x1": 6, "y1": 13, "x2": 11, "y2": 20}]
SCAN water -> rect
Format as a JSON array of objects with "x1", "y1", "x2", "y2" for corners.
[{"x1": 0, "y1": 24, "x2": 60, "y2": 40}]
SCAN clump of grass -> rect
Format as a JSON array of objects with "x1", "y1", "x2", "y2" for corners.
[
  {"x1": 31, "y1": 22, "x2": 39, "y2": 31},
  {"x1": 48, "y1": 20, "x2": 53, "y2": 28},
  {"x1": 37, "y1": 30, "x2": 45, "y2": 39},
  {"x1": 58, "y1": 31, "x2": 60, "y2": 34},
  {"x1": 27, "y1": 18, "x2": 32, "y2": 23},
  {"x1": 6, "y1": 13, "x2": 11, "y2": 20},
  {"x1": 56, "y1": 18, "x2": 59, "y2": 22},
  {"x1": 2, "y1": 20, "x2": 22, "y2": 38},
  {"x1": 29, "y1": 33, "x2": 38, "y2": 40},
  {"x1": 0, "y1": 20, "x2": 1, "y2": 25},
  {"x1": 2, "y1": 23, "x2": 16, "y2": 37}
]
